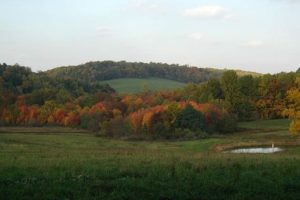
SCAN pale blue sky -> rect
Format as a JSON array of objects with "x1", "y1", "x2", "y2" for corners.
[{"x1": 0, "y1": 0, "x2": 300, "y2": 73}]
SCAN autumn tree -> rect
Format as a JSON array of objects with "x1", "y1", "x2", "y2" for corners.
[
  {"x1": 256, "y1": 74, "x2": 294, "y2": 119},
  {"x1": 129, "y1": 109, "x2": 144, "y2": 134},
  {"x1": 63, "y1": 111, "x2": 80, "y2": 127},
  {"x1": 39, "y1": 100, "x2": 60, "y2": 124},
  {"x1": 0, "y1": 105, "x2": 19, "y2": 125},
  {"x1": 167, "y1": 103, "x2": 181, "y2": 125},
  {"x1": 0, "y1": 77, "x2": 4, "y2": 107},
  {"x1": 283, "y1": 77, "x2": 300, "y2": 134}
]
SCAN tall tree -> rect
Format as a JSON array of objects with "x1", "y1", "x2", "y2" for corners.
[
  {"x1": 207, "y1": 78, "x2": 224, "y2": 100},
  {"x1": 221, "y1": 71, "x2": 241, "y2": 114},
  {"x1": 238, "y1": 75, "x2": 257, "y2": 99},
  {"x1": 283, "y1": 77, "x2": 300, "y2": 135}
]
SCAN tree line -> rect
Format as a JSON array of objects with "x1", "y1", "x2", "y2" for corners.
[
  {"x1": 46, "y1": 61, "x2": 229, "y2": 83},
  {"x1": 0, "y1": 63, "x2": 299, "y2": 137},
  {"x1": 180, "y1": 70, "x2": 300, "y2": 134}
]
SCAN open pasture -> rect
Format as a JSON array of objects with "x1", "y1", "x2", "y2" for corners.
[{"x1": 0, "y1": 120, "x2": 300, "y2": 200}]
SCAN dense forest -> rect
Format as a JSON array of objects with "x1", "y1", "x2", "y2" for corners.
[
  {"x1": 46, "y1": 61, "x2": 259, "y2": 83},
  {"x1": 0, "y1": 62, "x2": 299, "y2": 138}
]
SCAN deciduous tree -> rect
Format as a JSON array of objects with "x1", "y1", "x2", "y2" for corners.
[{"x1": 283, "y1": 77, "x2": 300, "y2": 134}]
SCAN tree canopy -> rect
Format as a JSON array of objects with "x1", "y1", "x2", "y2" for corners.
[{"x1": 1, "y1": 62, "x2": 300, "y2": 136}]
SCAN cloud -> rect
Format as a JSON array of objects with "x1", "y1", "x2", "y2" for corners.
[
  {"x1": 242, "y1": 41, "x2": 264, "y2": 47},
  {"x1": 129, "y1": 0, "x2": 159, "y2": 11},
  {"x1": 183, "y1": 5, "x2": 230, "y2": 19},
  {"x1": 187, "y1": 33, "x2": 204, "y2": 40},
  {"x1": 274, "y1": 0, "x2": 300, "y2": 3}
]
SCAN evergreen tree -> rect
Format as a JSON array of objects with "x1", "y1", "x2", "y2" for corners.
[{"x1": 175, "y1": 104, "x2": 205, "y2": 131}]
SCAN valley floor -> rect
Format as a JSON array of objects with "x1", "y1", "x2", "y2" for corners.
[{"x1": 0, "y1": 119, "x2": 300, "y2": 200}]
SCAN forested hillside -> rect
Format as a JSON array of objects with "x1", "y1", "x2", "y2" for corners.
[
  {"x1": 0, "y1": 63, "x2": 115, "y2": 106},
  {"x1": 1, "y1": 62, "x2": 299, "y2": 137},
  {"x1": 46, "y1": 61, "x2": 214, "y2": 83},
  {"x1": 46, "y1": 61, "x2": 259, "y2": 84}
]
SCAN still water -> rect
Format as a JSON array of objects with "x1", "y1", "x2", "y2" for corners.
[{"x1": 229, "y1": 147, "x2": 283, "y2": 154}]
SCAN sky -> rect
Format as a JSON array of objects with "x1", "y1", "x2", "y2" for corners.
[{"x1": 0, "y1": 0, "x2": 300, "y2": 73}]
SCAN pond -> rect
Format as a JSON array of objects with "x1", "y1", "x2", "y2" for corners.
[{"x1": 229, "y1": 147, "x2": 284, "y2": 154}]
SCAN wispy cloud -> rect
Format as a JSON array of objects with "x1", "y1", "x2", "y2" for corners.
[
  {"x1": 128, "y1": 0, "x2": 159, "y2": 12},
  {"x1": 183, "y1": 5, "x2": 231, "y2": 19}
]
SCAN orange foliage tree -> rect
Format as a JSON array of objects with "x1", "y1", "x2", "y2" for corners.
[{"x1": 283, "y1": 77, "x2": 300, "y2": 135}]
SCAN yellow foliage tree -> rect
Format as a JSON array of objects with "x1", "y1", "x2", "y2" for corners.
[{"x1": 283, "y1": 77, "x2": 300, "y2": 135}]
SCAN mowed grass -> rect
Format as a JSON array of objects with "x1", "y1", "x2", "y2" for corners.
[
  {"x1": 1, "y1": 120, "x2": 300, "y2": 200},
  {"x1": 238, "y1": 119, "x2": 290, "y2": 130},
  {"x1": 100, "y1": 78, "x2": 186, "y2": 93}
]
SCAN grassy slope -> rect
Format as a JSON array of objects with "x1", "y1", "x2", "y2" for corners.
[
  {"x1": 99, "y1": 72, "x2": 261, "y2": 94},
  {"x1": 100, "y1": 78, "x2": 186, "y2": 93},
  {"x1": 207, "y1": 68, "x2": 262, "y2": 77},
  {"x1": 1, "y1": 120, "x2": 300, "y2": 200}
]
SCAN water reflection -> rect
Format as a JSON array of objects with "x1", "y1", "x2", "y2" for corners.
[{"x1": 230, "y1": 147, "x2": 283, "y2": 154}]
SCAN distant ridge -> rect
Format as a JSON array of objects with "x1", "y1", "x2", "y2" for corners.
[{"x1": 46, "y1": 61, "x2": 262, "y2": 84}]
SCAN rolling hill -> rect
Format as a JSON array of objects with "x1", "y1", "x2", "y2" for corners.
[
  {"x1": 46, "y1": 61, "x2": 216, "y2": 83},
  {"x1": 46, "y1": 61, "x2": 262, "y2": 93}
]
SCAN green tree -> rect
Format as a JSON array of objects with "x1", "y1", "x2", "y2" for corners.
[
  {"x1": 238, "y1": 75, "x2": 257, "y2": 99},
  {"x1": 56, "y1": 89, "x2": 72, "y2": 104},
  {"x1": 207, "y1": 78, "x2": 224, "y2": 100},
  {"x1": 221, "y1": 71, "x2": 241, "y2": 114},
  {"x1": 175, "y1": 104, "x2": 205, "y2": 131},
  {"x1": 237, "y1": 75, "x2": 258, "y2": 120},
  {"x1": 181, "y1": 84, "x2": 202, "y2": 101}
]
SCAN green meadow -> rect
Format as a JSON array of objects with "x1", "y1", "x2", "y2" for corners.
[
  {"x1": 100, "y1": 78, "x2": 186, "y2": 93},
  {"x1": 0, "y1": 119, "x2": 300, "y2": 200}
]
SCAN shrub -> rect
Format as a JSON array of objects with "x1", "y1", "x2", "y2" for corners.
[{"x1": 216, "y1": 114, "x2": 237, "y2": 133}]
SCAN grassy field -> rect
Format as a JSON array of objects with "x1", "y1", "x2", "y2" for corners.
[
  {"x1": 100, "y1": 78, "x2": 186, "y2": 93},
  {"x1": 1, "y1": 120, "x2": 300, "y2": 200},
  {"x1": 238, "y1": 119, "x2": 290, "y2": 130}
]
